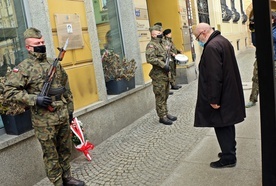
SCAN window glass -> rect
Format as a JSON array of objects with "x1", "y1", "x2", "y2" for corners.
[
  {"x1": 93, "y1": 0, "x2": 131, "y2": 94},
  {"x1": 93, "y1": 0, "x2": 124, "y2": 58},
  {"x1": 0, "y1": 0, "x2": 28, "y2": 76},
  {"x1": 0, "y1": 0, "x2": 28, "y2": 129}
]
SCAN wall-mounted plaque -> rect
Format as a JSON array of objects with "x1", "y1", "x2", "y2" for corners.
[
  {"x1": 136, "y1": 20, "x2": 150, "y2": 31},
  {"x1": 135, "y1": 8, "x2": 149, "y2": 20},
  {"x1": 54, "y1": 14, "x2": 84, "y2": 50}
]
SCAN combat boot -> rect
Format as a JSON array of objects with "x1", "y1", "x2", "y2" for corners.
[
  {"x1": 171, "y1": 85, "x2": 179, "y2": 90},
  {"x1": 167, "y1": 114, "x2": 177, "y2": 121},
  {"x1": 159, "y1": 116, "x2": 173, "y2": 125},
  {"x1": 63, "y1": 170, "x2": 85, "y2": 186},
  {"x1": 62, "y1": 177, "x2": 85, "y2": 186}
]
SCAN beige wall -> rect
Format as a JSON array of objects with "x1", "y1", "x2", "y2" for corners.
[{"x1": 191, "y1": 0, "x2": 249, "y2": 70}]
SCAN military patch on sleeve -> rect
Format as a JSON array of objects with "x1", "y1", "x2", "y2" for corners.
[{"x1": 12, "y1": 67, "x2": 19, "y2": 73}]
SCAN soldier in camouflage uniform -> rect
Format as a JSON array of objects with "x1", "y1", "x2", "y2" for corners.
[
  {"x1": 153, "y1": 23, "x2": 174, "y2": 95},
  {"x1": 4, "y1": 28, "x2": 84, "y2": 186},
  {"x1": 245, "y1": 60, "x2": 258, "y2": 108},
  {"x1": 245, "y1": 16, "x2": 258, "y2": 108},
  {"x1": 163, "y1": 28, "x2": 182, "y2": 90},
  {"x1": 145, "y1": 26, "x2": 177, "y2": 125}
]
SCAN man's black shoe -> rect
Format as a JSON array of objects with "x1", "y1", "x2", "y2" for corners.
[
  {"x1": 210, "y1": 160, "x2": 236, "y2": 168},
  {"x1": 169, "y1": 91, "x2": 174, "y2": 95},
  {"x1": 167, "y1": 114, "x2": 177, "y2": 121},
  {"x1": 63, "y1": 177, "x2": 85, "y2": 186},
  {"x1": 159, "y1": 116, "x2": 173, "y2": 125},
  {"x1": 177, "y1": 85, "x2": 182, "y2": 89},
  {"x1": 218, "y1": 152, "x2": 222, "y2": 158},
  {"x1": 171, "y1": 85, "x2": 179, "y2": 90}
]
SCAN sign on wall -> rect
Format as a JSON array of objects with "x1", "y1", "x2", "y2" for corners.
[
  {"x1": 54, "y1": 14, "x2": 84, "y2": 50},
  {"x1": 135, "y1": 8, "x2": 149, "y2": 20},
  {"x1": 135, "y1": 7, "x2": 150, "y2": 64}
]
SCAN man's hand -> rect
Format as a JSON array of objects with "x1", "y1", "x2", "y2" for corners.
[
  {"x1": 36, "y1": 95, "x2": 52, "y2": 107},
  {"x1": 210, "y1": 104, "x2": 220, "y2": 109},
  {"x1": 163, "y1": 65, "x2": 170, "y2": 72}
]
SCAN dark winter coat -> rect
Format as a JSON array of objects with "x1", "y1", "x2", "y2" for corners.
[{"x1": 194, "y1": 31, "x2": 246, "y2": 128}]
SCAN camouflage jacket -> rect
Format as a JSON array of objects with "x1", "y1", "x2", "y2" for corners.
[
  {"x1": 4, "y1": 53, "x2": 74, "y2": 127},
  {"x1": 145, "y1": 38, "x2": 169, "y2": 81},
  {"x1": 163, "y1": 37, "x2": 181, "y2": 55}
]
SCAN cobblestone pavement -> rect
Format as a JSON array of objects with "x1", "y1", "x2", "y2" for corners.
[{"x1": 34, "y1": 47, "x2": 256, "y2": 186}]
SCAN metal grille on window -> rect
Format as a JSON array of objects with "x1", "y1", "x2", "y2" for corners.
[
  {"x1": 240, "y1": 0, "x2": 248, "y2": 24},
  {"x1": 197, "y1": 0, "x2": 210, "y2": 24},
  {"x1": 221, "y1": 0, "x2": 232, "y2": 22},
  {"x1": 230, "y1": 0, "x2": 240, "y2": 22}
]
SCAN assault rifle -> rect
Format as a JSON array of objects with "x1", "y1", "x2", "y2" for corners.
[
  {"x1": 39, "y1": 38, "x2": 69, "y2": 111},
  {"x1": 165, "y1": 44, "x2": 172, "y2": 68}
]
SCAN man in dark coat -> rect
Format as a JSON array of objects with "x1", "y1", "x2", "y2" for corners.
[{"x1": 192, "y1": 23, "x2": 246, "y2": 168}]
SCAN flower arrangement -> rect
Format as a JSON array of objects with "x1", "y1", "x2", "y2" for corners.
[
  {"x1": 71, "y1": 119, "x2": 84, "y2": 146},
  {"x1": 70, "y1": 117, "x2": 94, "y2": 161},
  {"x1": 102, "y1": 50, "x2": 137, "y2": 82}
]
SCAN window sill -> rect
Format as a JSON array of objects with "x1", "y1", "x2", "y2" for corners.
[
  {"x1": 0, "y1": 129, "x2": 34, "y2": 150},
  {"x1": 0, "y1": 84, "x2": 153, "y2": 150}
]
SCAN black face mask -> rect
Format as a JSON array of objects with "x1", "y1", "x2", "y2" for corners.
[
  {"x1": 32, "y1": 45, "x2": 46, "y2": 53},
  {"x1": 156, "y1": 34, "x2": 163, "y2": 39}
]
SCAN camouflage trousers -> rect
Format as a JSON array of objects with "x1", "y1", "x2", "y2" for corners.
[
  {"x1": 249, "y1": 60, "x2": 259, "y2": 103},
  {"x1": 152, "y1": 79, "x2": 170, "y2": 118},
  {"x1": 169, "y1": 60, "x2": 177, "y2": 86},
  {"x1": 34, "y1": 122, "x2": 72, "y2": 184}
]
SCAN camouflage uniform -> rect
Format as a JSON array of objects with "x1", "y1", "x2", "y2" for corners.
[
  {"x1": 146, "y1": 27, "x2": 170, "y2": 118},
  {"x1": 249, "y1": 60, "x2": 259, "y2": 102},
  {"x1": 4, "y1": 28, "x2": 74, "y2": 185}
]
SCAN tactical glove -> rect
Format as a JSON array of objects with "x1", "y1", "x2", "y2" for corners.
[
  {"x1": 36, "y1": 95, "x2": 52, "y2": 108},
  {"x1": 163, "y1": 65, "x2": 170, "y2": 72}
]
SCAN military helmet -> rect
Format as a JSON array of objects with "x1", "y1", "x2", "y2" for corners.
[
  {"x1": 154, "y1": 22, "x2": 162, "y2": 27},
  {"x1": 149, "y1": 25, "x2": 162, "y2": 32},
  {"x1": 23, "y1": 27, "x2": 42, "y2": 39}
]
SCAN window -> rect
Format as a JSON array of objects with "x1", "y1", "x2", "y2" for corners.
[
  {"x1": 0, "y1": 0, "x2": 28, "y2": 76},
  {"x1": 0, "y1": 0, "x2": 28, "y2": 132},
  {"x1": 93, "y1": 0, "x2": 124, "y2": 57},
  {"x1": 197, "y1": 0, "x2": 210, "y2": 24},
  {"x1": 100, "y1": 0, "x2": 107, "y2": 11},
  {"x1": 220, "y1": 0, "x2": 232, "y2": 22},
  {"x1": 93, "y1": 0, "x2": 137, "y2": 95}
]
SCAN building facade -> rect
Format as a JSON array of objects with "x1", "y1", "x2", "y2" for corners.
[{"x1": 0, "y1": 0, "x2": 256, "y2": 185}]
